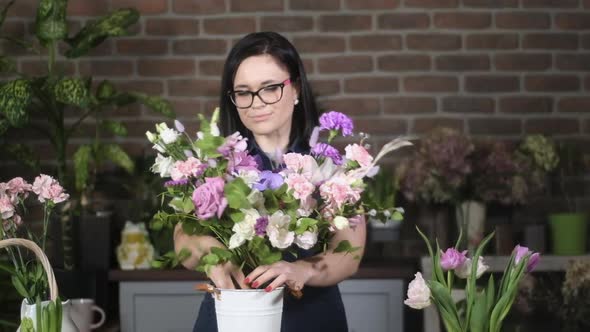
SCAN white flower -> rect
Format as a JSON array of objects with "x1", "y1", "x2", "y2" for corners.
[
  {"x1": 295, "y1": 231, "x2": 317, "y2": 250},
  {"x1": 333, "y1": 216, "x2": 350, "y2": 230},
  {"x1": 160, "y1": 127, "x2": 180, "y2": 144},
  {"x1": 197, "y1": 131, "x2": 204, "y2": 139},
  {"x1": 210, "y1": 123, "x2": 220, "y2": 137},
  {"x1": 152, "y1": 144, "x2": 166, "y2": 153},
  {"x1": 404, "y1": 272, "x2": 431, "y2": 310},
  {"x1": 150, "y1": 153, "x2": 173, "y2": 177},
  {"x1": 228, "y1": 209, "x2": 259, "y2": 249},
  {"x1": 146, "y1": 131, "x2": 157, "y2": 143},
  {"x1": 368, "y1": 209, "x2": 377, "y2": 217},
  {"x1": 455, "y1": 256, "x2": 489, "y2": 279},
  {"x1": 236, "y1": 169, "x2": 260, "y2": 187},
  {"x1": 246, "y1": 190, "x2": 266, "y2": 214},
  {"x1": 266, "y1": 211, "x2": 294, "y2": 249}
]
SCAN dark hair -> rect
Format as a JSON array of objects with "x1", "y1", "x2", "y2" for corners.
[{"x1": 219, "y1": 32, "x2": 319, "y2": 148}]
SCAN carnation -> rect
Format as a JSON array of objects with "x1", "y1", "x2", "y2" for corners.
[{"x1": 319, "y1": 111, "x2": 354, "y2": 136}]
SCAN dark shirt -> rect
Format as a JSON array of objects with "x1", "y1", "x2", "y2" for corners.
[{"x1": 192, "y1": 137, "x2": 348, "y2": 332}]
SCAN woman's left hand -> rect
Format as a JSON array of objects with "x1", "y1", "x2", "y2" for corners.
[{"x1": 245, "y1": 260, "x2": 313, "y2": 292}]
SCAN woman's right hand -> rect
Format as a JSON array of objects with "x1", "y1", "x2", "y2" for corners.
[{"x1": 208, "y1": 260, "x2": 249, "y2": 289}]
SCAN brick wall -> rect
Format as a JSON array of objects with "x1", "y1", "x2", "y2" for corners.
[{"x1": 2, "y1": 0, "x2": 590, "y2": 170}]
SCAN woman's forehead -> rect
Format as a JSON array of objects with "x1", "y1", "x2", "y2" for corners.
[{"x1": 234, "y1": 54, "x2": 289, "y2": 88}]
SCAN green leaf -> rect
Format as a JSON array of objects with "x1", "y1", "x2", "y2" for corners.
[
  {"x1": 0, "y1": 118, "x2": 9, "y2": 135},
  {"x1": 469, "y1": 292, "x2": 488, "y2": 332},
  {"x1": 128, "y1": 92, "x2": 175, "y2": 118},
  {"x1": 100, "y1": 143, "x2": 134, "y2": 173},
  {"x1": 101, "y1": 119, "x2": 127, "y2": 136},
  {"x1": 65, "y1": 8, "x2": 139, "y2": 58},
  {"x1": 35, "y1": 0, "x2": 68, "y2": 45},
  {"x1": 229, "y1": 211, "x2": 245, "y2": 223},
  {"x1": 295, "y1": 218, "x2": 318, "y2": 235},
  {"x1": 486, "y1": 274, "x2": 496, "y2": 314},
  {"x1": 96, "y1": 80, "x2": 117, "y2": 100},
  {"x1": 210, "y1": 247, "x2": 232, "y2": 262},
  {"x1": 0, "y1": 79, "x2": 33, "y2": 127},
  {"x1": 19, "y1": 318, "x2": 34, "y2": 332},
  {"x1": 429, "y1": 280, "x2": 461, "y2": 326},
  {"x1": 11, "y1": 275, "x2": 29, "y2": 298},
  {"x1": 466, "y1": 231, "x2": 496, "y2": 330},
  {"x1": 73, "y1": 144, "x2": 93, "y2": 191},
  {"x1": 0, "y1": 56, "x2": 16, "y2": 74},
  {"x1": 224, "y1": 178, "x2": 250, "y2": 210},
  {"x1": 1, "y1": 143, "x2": 41, "y2": 170},
  {"x1": 333, "y1": 240, "x2": 360, "y2": 255},
  {"x1": 53, "y1": 78, "x2": 94, "y2": 108},
  {"x1": 392, "y1": 210, "x2": 403, "y2": 221}
]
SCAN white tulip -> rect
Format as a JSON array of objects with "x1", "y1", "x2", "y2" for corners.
[{"x1": 404, "y1": 272, "x2": 432, "y2": 310}]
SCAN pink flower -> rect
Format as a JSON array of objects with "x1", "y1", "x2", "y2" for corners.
[
  {"x1": 192, "y1": 177, "x2": 228, "y2": 220},
  {"x1": 514, "y1": 244, "x2": 540, "y2": 273},
  {"x1": 345, "y1": 144, "x2": 373, "y2": 168},
  {"x1": 32, "y1": 174, "x2": 69, "y2": 204},
  {"x1": 285, "y1": 174, "x2": 315, "y2": 201},
  {"x1": 170, "y1": 157, "x2": 206, "y2": 181},
  {"x1": 283, "y1": 153, "x2": 317, "y2": 179},
  {"x1": 218, "y1": 132, "x2": 248, "y2": 156},
  {"x1": 7, "y1": 177, "x2": 32, "y2": 197},
  {"x1": 440, "y1": 248, "x2": 468, "y2": 271},
  {"x1": 0, "y1": 196, "x2": 15, "y2": 219},
  {"x1": 319, "y1": 175, "x2": 362, "y2": 210},
  {"x1": 227, "y1": 151, "x2": 259, "y2": 173},
  {"x1": 527, "y1": 252, "x2": 540, "y2": 273}
]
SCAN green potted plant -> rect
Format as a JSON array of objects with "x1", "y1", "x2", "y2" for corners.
[{"x1": 0, "y1": 0, "x2": 175, "y2": 270}]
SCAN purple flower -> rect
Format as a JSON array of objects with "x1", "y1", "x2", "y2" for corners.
[
  {"x1": 440, "y1": 248, "x2": 468, "y2": 271},
  {"x1": 312, "y1": 143, "x2": 343, "y2": 165},
  {"x1": 164, "y1": 178, "x2": 190, "y2": 187},
  {"x1": 513, "y1": 244, "x2": 540, "y2": 273},
  {"x1": 255, "y1": 216, "x2": 269, "y2": 236},
  {"x1": 527, "y1": 252, "x2": 540, "y2": 272},
  {"x1": 174, "y1": 120, "x2": 185, "y2": 133},
  {"x1": 309, "y1": 126, "x2": 320, "y2": 148},
  {"x1": 192, "y1": 177, "x2": 228, "y2": 220},
  {"x1": 227, "y1": 151, "x2": 259, "y2": 173},
  {"x1": 319, "y1": 111, "x2": 353, "y2": 136},
  {"x1": 254, "y1": 171, "x2": 284, "y2": 191},
  {"x1": 218, "y1": 132, "x2": 248, "y2": 157},
  {"x1": 514, "y1": 244, "x2": 530, "y2": 265}
]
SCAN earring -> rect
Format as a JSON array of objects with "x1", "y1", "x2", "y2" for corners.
[{"x1": 294, "y1": 98, "x2": 299, "y2": 105}]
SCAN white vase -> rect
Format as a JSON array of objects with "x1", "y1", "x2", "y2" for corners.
[
  {"x1": 18, "y1": 299, "x2": 79, "y2": 332},
  {"x1": 455, "y1": 201, "x2": 487, "y2": 252},
  {"x1": 214, "y1": 287, "x2": 284, "y2": 332}
]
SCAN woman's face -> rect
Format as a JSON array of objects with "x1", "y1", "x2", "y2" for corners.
[{"x1": 231, "y1": 54, "x2": 298, "y2": 137}]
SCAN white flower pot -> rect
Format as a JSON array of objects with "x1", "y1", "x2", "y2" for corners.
[
  {"x1": 214, "y1": 287, "x2": 284, "y2": 332},
  {"x1": 455, "y1": 201, "x2": 486, "y2": 252},
  {"x1": 18, "y1": 299, "x2": 79, "y2": 332}
]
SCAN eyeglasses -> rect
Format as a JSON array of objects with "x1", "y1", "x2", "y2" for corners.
[{"x1": 228, "y1": 78, "x2": 291, "y2": 109}]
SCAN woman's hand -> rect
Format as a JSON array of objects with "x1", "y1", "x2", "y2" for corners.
[
  {"x1": 245, "y1": 260, "x2": 314, "y2": 292},
  {"x1": 208, "y1": 261, "x2": 249, "y2": 289}
]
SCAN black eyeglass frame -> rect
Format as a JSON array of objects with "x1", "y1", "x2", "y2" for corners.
[{"x1": 227, "y1": 78, "x2": 292, "y2": 109}]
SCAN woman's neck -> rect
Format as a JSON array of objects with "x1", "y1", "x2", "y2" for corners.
[{"x1": 253, "y1": 130, "x2": 290, "y2": 155}]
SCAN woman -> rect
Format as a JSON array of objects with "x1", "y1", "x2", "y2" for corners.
[{"x1": 173, "y1": 32, "x2": 366, "y2": 332}]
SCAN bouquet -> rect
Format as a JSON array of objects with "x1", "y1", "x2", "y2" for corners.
[
  {"x1": 147, "y1": 109, "x2": 410, "y2": 276},
  {"x1": 0, "y1": 175, "x2": 69, "y2": 304},
  {"x1": 405, "y1": 228, "x2": 540, "y2": 332}
]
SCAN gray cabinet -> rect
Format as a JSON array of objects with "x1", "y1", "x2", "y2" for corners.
[{"x1": 119, "y1": 279, "x2": 404, "y2": 332}]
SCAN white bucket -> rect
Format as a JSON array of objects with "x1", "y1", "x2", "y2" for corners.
[{"x1": 214, "y1": 287, "x2": 284, "y2": 332}]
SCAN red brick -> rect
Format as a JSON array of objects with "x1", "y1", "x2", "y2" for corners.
[
  {"x1": 260, "y1": 16, "x2": 314, "y2": 32},
  {"x1": 378, "y1": 13, "x2": 430, "y2": 29},
  {"x1": 378, "y1": 55, "x2": 431, "y2": 71},
  {"x1": 525, "y1": 119, "x2": 580, "y2": 135},
  {"x1": 436, "y1": 55, "x2": 490, "y2": 71},
  {"x1": 442, "y1": 97, "x2": 494, "y2": 114},
  {"x1": 168, "y1": 79, "x2": 220, "y2": 97},
  {"x1": 115, "y1": 80, "x2": 164, "y2": 95},
  {"x1": 404, "y1": 76, "x2": 459, "y2": 92},
  {"x1": 116, "y1": 39, "x2": 168, "y2": 55},
  {"x1": 169, "y1": 99, "x2": 203, "y2": 118},
  {"x1": 499, "y1": 97, "x2": 553, "y2": 114},
  {"x1": 289, "y1": 0, "x2": 340, "y2": 10},
  {"x1": 556, "y1": 14, "x2": 590, "y2": 30},
  {"x1": 558, "y1": 97, "x2": 590, "y2": 113},
  {"x1": 522, "y1": 0, "x2": 578, "y2": 7},
  {"x1": 302, "y1": 59, "x2": 314, "y2": 74},
  {"x1": 413, "y1": 118, "x2": 464, "y2": 134},
  {"x1": 355, "y1": 117, "x2": 408, "y2": 135},
  {"x1": 463, "y1": 0, "x2": 518, "y2": 7},
  {"x1": 230, "y1": 0, "x2": 283, "y2": 11},
  {"x1": 138, "y1": 59, "x2": 195, "y2": 77},
  {"x1": 556, "y1": 54, "x2": 590, "y2": 71},
  {"x1": 19, "y1": 60, "x2": 76, "y2": 76},
  {"x1": 404, "y1": 0, "x2": 458, "y2": 8},
  {"x1": 320, "y1": 15, "x2": 372, "y2": 32},
  {"x1": 344, "y1": 77, "x2": 399, "y2": 93},
  {"x1": 495, "y1": 13, "x2": 550, "y2": 29},
  {"x1": 318, "y1": 56, "x2": 373, "y2": 73},
  {"x1": 67, "y1": 0, "x2": 110, "y2": 16},
  {"x1": 112, "y1": 0, "x2": 167, "y2": 14},
  {"x1": 523, "y1": 34, "x2": 579, "y2": 50},
  {"x1": 204, "y1": 18, "x2": 256, "y2": 35},
  {"x1": 319, "y1": 98, "x2": 381, "y2": 116},
  {"x1": 583, "y1": 35, "x2": 590, "y2": 49},
  {"x1": 346, "y1": 0, "x2": 399, "y2": 9},
  {"x1": 0, "y1": 21, "x2": 25, "y2": 36},
  {"x1": 495, "y1": 54, "x2": 552, "y2": 71},
  {"x1": 146, "y1": 18, "x2": 199, "y2": 36},
  {"x1": 466, "y1": 33, "x2": 519, "y2": 49},
  {"x1": 585, "y1": 119, "x2": 590, "y2": 134},
  {"x1": 469, "y1": 119, "x2": 522, "y2": 135},
  {"x1": 9, "y1": 0, "x2": 37, "y2": 17},
  {"x1": 383, "y1": 97, "x2": 436, "y2": 114},
  {"x1": 173, "y1": 39, "x2": 227, "y2": 55},
  {"x1": 293, "y1": 37, "x2": 346, "y2": 53},
  {"x1": 310, "y1": 80, "x2": 341, "y2": 96},
  {"x1": 350, "y1": 35, "x2": 402, "y2": 51},
  {"x1": 407, "y1": 34, "x2": 461, "y2": 51},
  {"x1": 525, "y1": 75, "x2": 580, "y2": 92},
  {"x1": 199, "y1": 60, "x2": 225, "y2": 77},
  {"x1": 78, "y1": 60, "x2": 134, "y2": 77},
  {"x1": 466, "y1": 76, "x2": 520, "y2": 93},
  {"x1": 85, "y1": 40, "x2": 113, "y2": 57},
  {"x1": 434, "y1": 13, "x2": 491, "y2": 29},
  {"x1": 172, "y1": 0, "x2": 226, "y2": 14},
  {"x1": 586, "y1": 0, "x2": 590, "y2": 8}
]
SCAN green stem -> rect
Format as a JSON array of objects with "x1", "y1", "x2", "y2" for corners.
[{"x1": 41, "y1": 204, "x2": 51, "y2": 252}]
